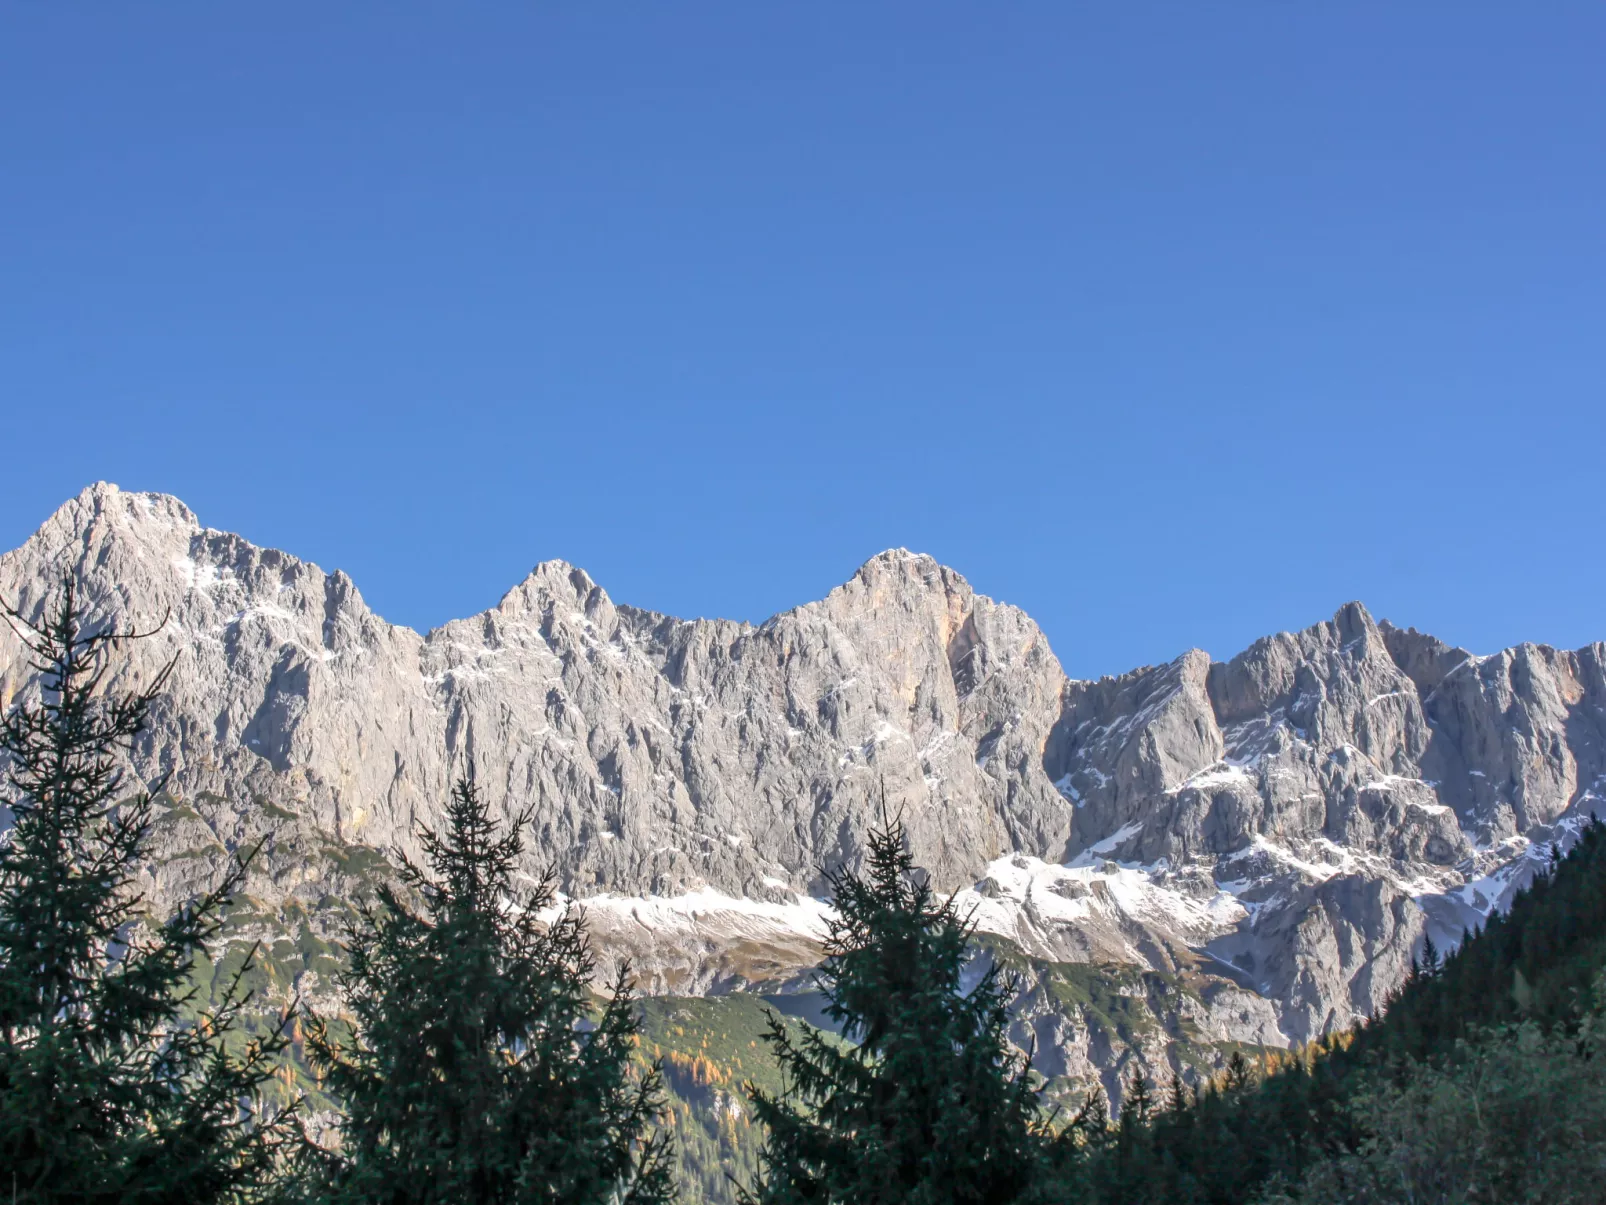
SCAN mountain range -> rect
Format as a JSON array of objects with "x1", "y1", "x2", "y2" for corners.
[{"x1": 3, "y1": 482, "x2": 1602, "y2": 1103}]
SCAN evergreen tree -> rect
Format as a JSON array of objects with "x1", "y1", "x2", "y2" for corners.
[
  {"x1": 1224, "y1": 1050, "x2": 1252, "y2": 1093},
  {"x1": 1071, "y1": 1084, "x2": 1112, "y2": 1157},
  {"x1": 1119, "y1": 1071, "x2": 1153, "y2": 1130},
  {"x1": 1418, "y1": 933, "x2": 1439, "y2": 977},
  {"x1": 745, "y1": 812, "x2": 1050, "y2": 1205},
  {"x1": 305, "y1": 778, "x2": 674, "y2": 1205},
  {"x1": 0, "y1": 579, "x2": 297, "y2": 1204},
  {"x1": 1164, "y1": 1072, "x2": 1188, "y2": 1115}
]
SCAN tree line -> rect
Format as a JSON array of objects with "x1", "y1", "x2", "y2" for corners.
[{"x1": 4, "y1": 582, "x2": 1604, "y2": 1204}]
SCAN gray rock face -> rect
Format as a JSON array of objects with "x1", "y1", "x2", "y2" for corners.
[
  {"x1": 3, "y1": 483, "x2": 1603, "y2": 1081},
  {"x1": 0, "y1": 486, "x2": 1069, "y2": 902}
]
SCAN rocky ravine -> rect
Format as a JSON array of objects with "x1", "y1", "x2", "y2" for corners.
[{"x1": 2, "y1": 483, "x2": 1602, "y2": 1097}]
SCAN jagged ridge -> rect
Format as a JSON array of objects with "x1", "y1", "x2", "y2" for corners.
[{"x1": 3, "y1": 482, "x2": 1603, "y2": 1073}]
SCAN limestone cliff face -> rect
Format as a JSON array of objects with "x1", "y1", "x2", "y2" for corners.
[
  {"x1": 0, "y1": 485, "x2": 1074, "y2": 900},
  {"x1": 3, "y1": 483, "x2": 1601, "y2": 1073}
]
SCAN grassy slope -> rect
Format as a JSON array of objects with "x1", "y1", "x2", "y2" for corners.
[{"x1": 639, "y1": 994, "x2": 802, "y2": 1205}]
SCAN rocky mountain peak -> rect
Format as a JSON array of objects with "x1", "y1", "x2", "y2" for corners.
[
  {"x1": 492, "y1": 559, "x2": 608, "y2": 623},
  {"x1": 844, "y1": 547, "x2": 966, "y2": 595},
  {"x1": 21, "y1": 483, "x2": 196, "y2": 579}
]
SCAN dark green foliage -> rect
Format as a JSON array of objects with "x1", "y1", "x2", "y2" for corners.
[
  {"x1": 745, "y1": 813, "x2": 1052, "y2": 1205},
  {"x1": 304, "y1": 778, "x2": 676, "y2": 1205},
  {"x1": 1045, "y1": 817, "x2": 1606, "y2": 1204},
  {"x1": 0, "y1": 580, "x2": 297, "y2": 1204},
  {"x1": 1261, "y1": 1001, "x2": 1606, "y2": 1204}
]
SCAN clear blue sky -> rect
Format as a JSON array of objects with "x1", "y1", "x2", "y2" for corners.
[{"x1": 3, "y1": 4, "x2": 1602, "y2": 679}]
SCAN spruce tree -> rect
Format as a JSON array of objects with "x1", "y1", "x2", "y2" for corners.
[
  {"x1": 1072, "y1": 1084, "x2": 1112, "y2": 1155},
  {"x1": 1164, "y1": 1072, "x2": 1188, "y2": 1115},
  {"x1": 0, "y1": 579, "x2": 297, "y2": 1204},
  {"x1": 305, "y1": 778, "x2": 674, "y2": 1205},
  {"x1": 745, "y1": 812, "x2": 1050, "y2": 1205},
  {"x1": 1118, "y1": 1071, "x2": 1152, "y2": 1129}
]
